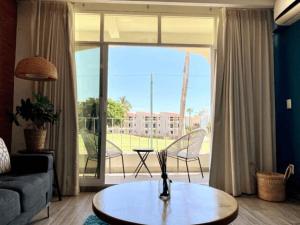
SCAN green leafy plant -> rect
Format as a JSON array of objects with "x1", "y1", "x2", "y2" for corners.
[{"x1": 10, "y1": 93, "x2": 60, "y2": 130}]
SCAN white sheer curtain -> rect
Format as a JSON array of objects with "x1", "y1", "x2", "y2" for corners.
[
  {"x1": 209, "y1": 8, "x2": 276, "y2": 196},
  {"x1": 15, "y1": 1, "x2": 79, "y2": 195},
  {"x1": 37, "y1": 1, "x2": 79, "y2": 196}
]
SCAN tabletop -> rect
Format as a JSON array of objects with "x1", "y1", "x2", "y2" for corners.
[
  {"x1": 92, "y1": 181, "x2": 238, "y2": 225},
  {"x1": 133, "y1": 148, "x2": 154, "y2": 153}
]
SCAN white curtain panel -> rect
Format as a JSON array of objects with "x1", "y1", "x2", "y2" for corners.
[
  {"x1": 15, "y1": 1, "x2": 79, "y2": 195},
  {"x1": 36, "y1": 1, "x2": 79, "y2": 196},
  {"x1": 209, "y1": 8, "x2": 276, "y2": 196},
  {"x1": 12, "y1": 0, "x2": 36, "y2": 153}
]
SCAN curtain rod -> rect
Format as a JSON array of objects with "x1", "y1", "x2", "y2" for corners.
[{"x1": 17, "y1": 0, "x2": 274, "y2": 8}]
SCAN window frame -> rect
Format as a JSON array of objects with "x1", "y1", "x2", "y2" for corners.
[
  {"x1": 75, "y1": 10, "x2": 216, "y2": 186},
  {"x1": 75, "y1": 11, "x2": 217, "y2": 48}
]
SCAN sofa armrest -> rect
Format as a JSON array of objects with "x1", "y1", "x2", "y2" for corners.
[{"x1": 10, "y1": 154, "x2": 53, "y2": 175}]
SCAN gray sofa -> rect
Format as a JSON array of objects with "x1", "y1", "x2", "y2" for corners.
[{"x1": 0, "y1": 154, "x2": 53, "y2": 225}]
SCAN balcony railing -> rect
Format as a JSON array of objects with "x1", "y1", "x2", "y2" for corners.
[
  {"x1": 78, "y1": 116, "x2": 211, "y2": 174},
  {"x1": 78, "y1": 117, "x2": 185, "y2": 152},
  {"x1": 78, "y1": 116, "x2": 209, "y2": 150}
]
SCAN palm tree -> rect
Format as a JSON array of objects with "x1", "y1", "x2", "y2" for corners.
[
  {"x1": 119, "y1": 96, "x2": 132, "y2": 113},
  {"x1": 179, "y1": 51, "x2": 190, "y2": 136}
]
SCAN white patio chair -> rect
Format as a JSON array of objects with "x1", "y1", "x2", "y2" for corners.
[
  {"x1": 165, "y1": 129, "x2": 207, "y2": 182},
  {"x1": 106, "y1": 140, "x2": 126, "y2": 178},
  {"x1": 82, "y1": 131, "x2": 125, "y2": 178}
]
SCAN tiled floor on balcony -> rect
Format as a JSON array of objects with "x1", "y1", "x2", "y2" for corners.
[{"x1": 104, "y1": 172, "x2": 209, "y2": 185}]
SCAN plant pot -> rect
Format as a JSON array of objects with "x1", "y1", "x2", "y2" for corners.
[{"x1": 24, "y1": 129, "x2": 47, "y2": 151}]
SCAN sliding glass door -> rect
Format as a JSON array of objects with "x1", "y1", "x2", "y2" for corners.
[
  {"x1": 105, "y1": 45, "x2": 212, "y2": 184},
  {"x1": 76, "y1": 46, "x2": 101, "y2": 178},
  {"x1": 75, "y1": 13, "x2": 105, "y2": 185},
  {"x1": 74, "y1": 10, "x2": 216, "y2": 186}
]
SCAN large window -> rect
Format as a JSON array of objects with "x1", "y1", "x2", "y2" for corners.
[{"x1": 75, "y1": 11, "x2": 215, "y2": 184}]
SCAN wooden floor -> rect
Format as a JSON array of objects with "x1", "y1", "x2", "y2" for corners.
[{"x1": 33, "y1": 192, "x2": 300, "y2": 225}]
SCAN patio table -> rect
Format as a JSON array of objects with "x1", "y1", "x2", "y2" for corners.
[{"x1": 133, "y1": 148, "x2": 154, "y2": 178}]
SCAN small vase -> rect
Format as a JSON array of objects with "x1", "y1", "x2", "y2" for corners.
[{"x1": 159, "y1": 175, "x2": 171, "y2": 201}]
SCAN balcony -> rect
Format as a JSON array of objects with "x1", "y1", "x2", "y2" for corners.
[{"x1": 78, "y1": 116, "x2": 211, "y2": 184}]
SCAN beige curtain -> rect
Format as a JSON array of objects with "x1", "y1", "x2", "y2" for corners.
[
  {"x1": 31, "y1": 1, "x2": 79, "y2": 195},
  {"x1": 209, "y1": 8, "x2": 276, "y2": 196},
  {"x1": 12, "y1": 0, "x2": 36, "y2": 153}
]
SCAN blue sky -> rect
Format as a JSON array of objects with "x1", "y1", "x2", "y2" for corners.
[{"x1": 76, "y1": 46, "x2": 211, "y2": 115}]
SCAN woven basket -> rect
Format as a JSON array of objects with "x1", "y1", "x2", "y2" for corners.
[
  {"x1": 257, "y1": 165, "x2": 294, "y2": 202},
  {"x1": 24, "y1": 129, "x2": 47, "y2": 151}
]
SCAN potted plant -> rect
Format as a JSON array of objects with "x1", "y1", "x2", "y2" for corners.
[{"x1": 10, "y1": 93, "x2": 59, "y2": 151}]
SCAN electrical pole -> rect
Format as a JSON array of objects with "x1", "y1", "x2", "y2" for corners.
[{"x1": 179, "y1": 52, "x2": 190, "y2": 137}]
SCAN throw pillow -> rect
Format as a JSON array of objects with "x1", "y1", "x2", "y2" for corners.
[{"x1": 0, "y1": 138, "x2": 11, "y2": 174}]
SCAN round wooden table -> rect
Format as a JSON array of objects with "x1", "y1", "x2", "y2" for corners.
[{"x1": 92, "y1": 181, "x2": 238, "y2": 225}]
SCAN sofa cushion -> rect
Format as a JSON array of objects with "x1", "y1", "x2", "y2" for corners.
[
  {"x1": 0, "y1": 138, "x2": 11, "y2": 174},
  {"x1": 0, "y1": 189, "x2": 21, "y2": 225},
  {"x1": 0, "y1": 173, "x2": 50, "y2": 212}
]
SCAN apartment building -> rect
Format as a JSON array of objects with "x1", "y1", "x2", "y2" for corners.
[{"x1": 107, "y1": 111, "x2": 208, "y2": 137}]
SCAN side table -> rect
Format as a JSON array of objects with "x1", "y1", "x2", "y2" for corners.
[
  {"x1": 133, "y1": 148, "x2": 154, "y2": 178},
  {"x1": 18, "y1": 149, "x2": 62, "y2": 201}
]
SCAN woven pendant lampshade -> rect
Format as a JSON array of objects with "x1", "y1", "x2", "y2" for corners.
[{"x1": 15, "y1": 56, "x2": 58, "y2": 81}]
